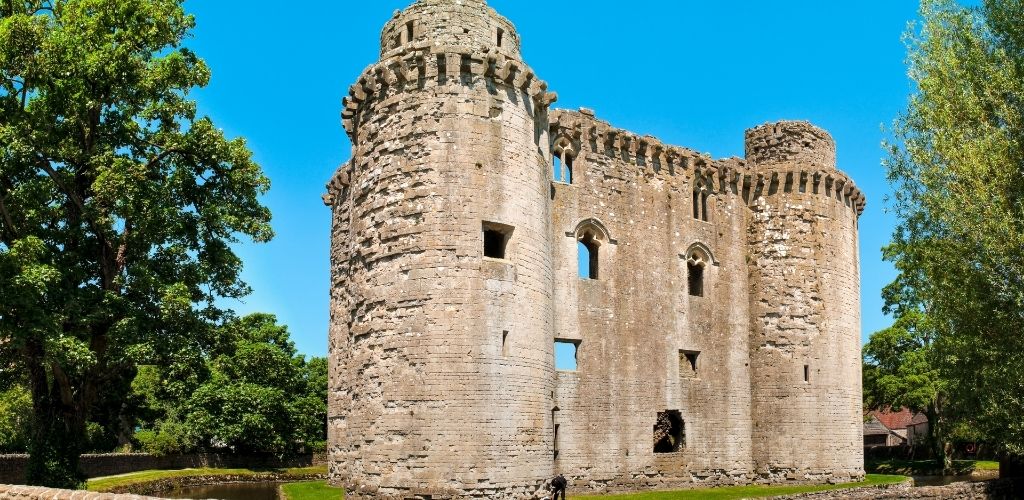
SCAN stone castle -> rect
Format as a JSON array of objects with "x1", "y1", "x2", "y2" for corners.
[{"x1": 324, "y1": 1, "x2": 865, "y2": 498}]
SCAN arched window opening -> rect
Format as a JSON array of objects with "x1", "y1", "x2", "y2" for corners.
[
  {"x1": 687, "y1": 261, "x2": 704, "y2": 297},
  {"x1": 578, "y1": 232, "x2": 599, "y2": 280},
  {"x1": 497, "y1": 28, "x2": 505, "y2": 47},
  {"x1": 553, "y1": 140, "x2": 575, "y2": 184}
]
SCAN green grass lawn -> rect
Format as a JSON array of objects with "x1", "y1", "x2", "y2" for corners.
[
  {"x1": 865, "y1": 458, "x2": 999, "y2": 476},
  {"x1": 569, "y1": 474, "x2": 907, "y2": 500},
  {"x1": 281, "y1": 480, "x2": 345, "y2": 500},
  {"x1": 86, "y1": 465, "x2": 327, "y2": 492}
]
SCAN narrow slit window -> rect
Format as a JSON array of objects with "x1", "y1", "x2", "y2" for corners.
[
  {"x1": 653, "y1": 410, "x2": 685, "y2": 453},
  {"x1": 692, "y1": 190, "x2": 700, "y2": 219},
  {"x1": 436, "y1": 54, "x2": 447, "y2": 84},
  {"x1": 687, "y1": 262, "x2": 704, "y2": 297},
  {"x1": 555, "y1": 340, "x2": 578, "y2": 371},
  {"x1": 578, "y1": 233, "x2": 599, "y2": 280},
  {"x1": 680, "y1": 350, "x2": 700, "y2": 377},
  {"x1": 482, "y1": 222, "x2": 512, "y2": 259},
  {"x1": 804, "y1": 364, "x2": 810, "y2": 383},
  {"x1": 564, "y1": 154, "x2": 574, "y2": 184},
  {"x1": 552, "y1": 408, "x2": 560, "y2": 458},
  {"x1": 701, "y1": 192, "x2": 709, "y2": 222},
  {"x1": 497, "y1": 28, "x2": 504, "y2": 47},
  {"x1": 501, "y1": 330, "x2": 510, "y2": 357}
]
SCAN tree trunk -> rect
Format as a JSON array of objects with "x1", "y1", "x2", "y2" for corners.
[
  {"x1": 1001, "y1": 455, "x2": 1024, "y2": 479},
  {"x1": 24, "y1": 340, "x2": 86, "y2": 489}
]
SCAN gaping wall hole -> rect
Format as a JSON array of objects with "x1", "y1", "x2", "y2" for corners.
[
  {"x1": 482, "y1": 222, "x2": 513, "y2": 259},
  {"x1": 578, "y1": 233, "x2": 599, "y2": 280},
  {"x1": 497, "y1": 28, "x2": 505, "y2": 47},
  {"x1": 687, "y1": 262, "x2": 704, "y2": 297},
  {"x1": 680, "y1": 350, "x2": 700, "y2": 377},
  {"x1": 653, "y1": 410, "x2": 685, "y2": 453},
  {"x1": 554, "y1": 340, "x2": 579, "y2": 371}
]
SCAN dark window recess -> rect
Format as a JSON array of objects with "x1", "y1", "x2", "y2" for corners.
[
  {"x1": 692, "y1": 190, "x2": 700, "y2": 219},
  {"x1": 501, "y1": 330, "x2": 510, "y2": 357},
  {"x1": 680, "y1": 350, "x2": 700, "y2": 377},
  {"x1": 405, "y1": 21, "x2": 414, "y2": 43},
  {"x1": 701, "y1": 192, "x2": 709, "y2": 222},
  {"x1": 460, "y1": 54, "x2": 472, "y2": 82},
  {"x1": 482, "y1": 222, "x2": 512, "y2": 259},
  {"x1": 653, "y1": 410, "x2": 685, "y2": 453},
  {"x1": 578, "y1": 234, "x2": 599, "y2": 280},
  {"x1": 497, "y1": 28, "x2": 505, "y2": 47},
  {"x1": 804, "y1": 364, "x2": 810, "y2": 383},
  {"x1": 436, "y1": 54, "x2": 447, "y2": 84},
  {"x1": 687, "y1": 262, "x2": 704, "y2": 297}
]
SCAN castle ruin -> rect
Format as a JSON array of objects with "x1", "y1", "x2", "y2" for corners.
[{"x1": 324, "y1": 1, "x2": 865, "y2": 498}]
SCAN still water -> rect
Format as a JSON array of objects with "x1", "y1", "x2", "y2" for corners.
[
  {"x1": 912, "y1": 475, "x2": 980, "y2": 487},
  {"x1": 160, "y1": 482, "x2": 282, "y2": 500}
]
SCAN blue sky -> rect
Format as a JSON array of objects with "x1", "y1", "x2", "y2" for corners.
[{"x1": 184, "y1": 1, "x2": 925, "y2": 357}]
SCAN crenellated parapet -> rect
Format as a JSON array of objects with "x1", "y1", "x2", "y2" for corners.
[
  {"x1": 550, "y1": 109, "x2": 866, "y2": 215},
  {"x1": 340, "y1": 43, "x2": 556, "y2": 142}
]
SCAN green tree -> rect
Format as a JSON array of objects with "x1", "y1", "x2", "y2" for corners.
[
  {"x1": 885, "y1": 0, "x2": 1024, "y2": 470},
  {"x1": 0, "y1": 0, "x2": 272, "y2": 487},
  {"x1": 0, "y1": 385, "x2": 31, "y2": 452}
]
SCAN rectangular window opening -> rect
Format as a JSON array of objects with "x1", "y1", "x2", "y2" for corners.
[
  {"x1": 482, "y1": 222, "x2": 513, "y2": 260},
  {"x1": 436, "y1": 54, "x2": 447, "y2": 84},
  {"x1": 497, "y1": 28, "x2": 504, "y2": 47},
  {"x1": 653, "y1": 410, "x2": 685, "y2": 453},
  {"x1": 701, "y1": 192, "x2": 709, "y2": 222},
  {"x1": 460, "y1": 54, "x2": 472, "y2": 82},
  {"x1": 405, "y1": 21, "x2": 414, "y2": 44},
  {"x1": 680, "y1": 350, "x2": 700, "y2": 377},
  {"x1": 555, "y1": 340, "x2": 579, "y2": 371},
  {"x1": 804, "y1": 364, "x2": 810, "y2": 383},
  {"x1": 692, "y1": 190, "x2": 700, "y2": 219},
  {"x1": 687, "y1": 262, "x2": 704, "y2": 297}
]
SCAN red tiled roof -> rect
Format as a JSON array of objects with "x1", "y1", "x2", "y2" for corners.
[
  {"x1": 908, "y1": 412, "x2": 929, "y2": 426},
  {"x1": 867, "y1": 408, "x2": 917, "y2": 430}
]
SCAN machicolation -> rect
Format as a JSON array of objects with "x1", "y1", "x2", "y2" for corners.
[{"x1": 324, "y1": 1, "x2": 866, "y2": 498}]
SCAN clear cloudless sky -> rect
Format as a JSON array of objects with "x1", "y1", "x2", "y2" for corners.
[{"x1": 182, "y1": 0, "x2": 930, "y2": 358}]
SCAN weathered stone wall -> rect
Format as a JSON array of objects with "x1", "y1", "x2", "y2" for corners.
[
  {"x1": 745, "y1": 122, "x2": 864, "y2": 482},
  {"x1": 0, "y1": 485, "x2": 164, "y2": 499},
  {"x1": 326, "y1": 1, "x2": 557, "y2": 498},
  {"x1": 326, "y1": 0, "x2": 866, "y2": 498},
  {"x1": 774, "y1": 479, "x2": 1020, "y2": 499},
  {"x1": 548, "y1": 109, "x2": 755, "y2": 492}
]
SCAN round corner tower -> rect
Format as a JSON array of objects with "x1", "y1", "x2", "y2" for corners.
[
  {"x1": 327, "y1": 0, "x2": 558, "y2": 498},
  {"x1": 744, "y1": 121, "x2": 864, "y2": 481}
]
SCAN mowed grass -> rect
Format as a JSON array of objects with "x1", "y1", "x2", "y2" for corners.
[
  {"x1": 866, "y1": 458, "x2": 999, "y2": 476},
  {"x1": 86, "y1": 465, "x2": 327, "y2": 492},
  {"x1": 569, "y1": 474, "x2": 907, "y2": 499},
  {"x1": 281, "y1": 480, "x2": 345, "y2": 500}
]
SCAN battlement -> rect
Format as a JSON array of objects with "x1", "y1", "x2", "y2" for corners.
[
  {"x1": 551, "y1": 109, "x2": 866, "y2": 215},
  {"x1": 340, "y1": 43, "x2": 555, "y2": 142},
  {"x1": 380, "y1": 0, "x2": 521, "y2": 60}
]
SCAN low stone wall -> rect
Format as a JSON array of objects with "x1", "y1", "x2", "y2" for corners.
[
  {"x1": 0, "y1": 484, "x2": 165, "y2": 499},
  {"x1": 772, "y1": 478, "x2": 1021, "y2": 499},
  {"x1": 0, "y1": 452, "x2": 326, "y2": 484},
  {"x1": 102, "y1": 471, "x2": 326, "y2": 496}
]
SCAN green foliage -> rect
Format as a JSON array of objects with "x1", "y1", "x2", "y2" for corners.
[
  {"x1": 0, "y1": 0, "x2": 272, "y2": 486},
  {"x1": 0, "y1": 385, "x2": 31, "y2": 452},
  {"x1": 884, "y1": 0, "x2": 1024, "y2": 458},
  {"x1": 132, "y1": 314, "x2": 327, "y2": 454}
]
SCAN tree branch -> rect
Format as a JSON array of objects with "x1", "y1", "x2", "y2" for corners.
[{"x1": 0, "y1": 193, "x2": 19, "y2": 241}]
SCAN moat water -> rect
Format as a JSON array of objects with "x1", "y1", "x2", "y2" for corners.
[{"x1": 160, "y1": 482, "x2": 281, "y2": 500}]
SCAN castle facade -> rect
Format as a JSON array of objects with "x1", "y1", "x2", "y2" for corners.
[{"x1": 324, "y1": 1, "x2": 865, "y2": 498}]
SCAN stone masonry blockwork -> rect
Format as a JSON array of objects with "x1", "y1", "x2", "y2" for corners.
[{"x1": 325, "y1": 1, "x2": 866, "y2": 498}]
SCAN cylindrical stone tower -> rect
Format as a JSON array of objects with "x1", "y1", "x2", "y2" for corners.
[
  {"x1": 326, "y1": 0, "x2": 559, "y2": 498},
  {"x1": 744, "y1": 122, "x2": 864, "y2": 482}
]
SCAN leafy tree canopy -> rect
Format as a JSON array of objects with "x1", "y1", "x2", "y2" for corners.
[
  {"x1": 884, "y1": 0, "x2": 1024, "y2": 458},
  {"x1": 0, "y1": 0, "x2": 272, "y2": 486}
]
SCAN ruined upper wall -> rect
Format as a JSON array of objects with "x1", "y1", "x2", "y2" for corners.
[
  {"x1": 745, "y1": 121, "x2": 836, "y2": 170},
  {"x1": 380, "y1": 0, "x2": 521, "y2": 60}
]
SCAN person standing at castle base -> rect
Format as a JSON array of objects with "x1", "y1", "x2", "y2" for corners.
[{"x1": 549, "y1": 474, "x2": 567, "y2": 500}]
